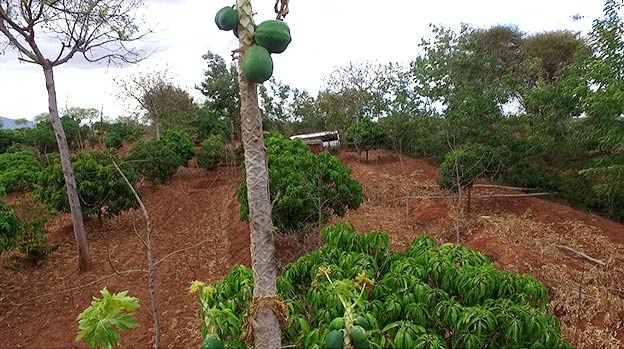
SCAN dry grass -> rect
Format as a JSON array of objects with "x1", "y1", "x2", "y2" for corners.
[{"x1": 479, "y1": 215, "x2": 624, "y2": 349}]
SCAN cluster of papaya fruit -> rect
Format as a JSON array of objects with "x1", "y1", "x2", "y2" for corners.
[{"x1": 215, "y1": 6, "x2": 292, "y2": 83}]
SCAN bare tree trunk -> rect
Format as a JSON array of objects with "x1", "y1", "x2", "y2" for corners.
[
  {"x1": 43, "y1": 65, "x2": 93, "y2": 271},
  {"x1": 154, "y1": 119, "x2": 161, "y2": 140},
  {"x1": 454, "y1": 155, "x2": 462, "y2": 245},
  {"x1": 467, "y1": 187, "x2": 472, "y2": 213},
  {"x1": 237, "y1": 1, "x2": 281, "y2": 348}
]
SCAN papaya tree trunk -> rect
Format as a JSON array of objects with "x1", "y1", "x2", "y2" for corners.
[
  {"x1": 236, "y1": 1, "x2": 281, "y2": 348},
  {"x1": 43, "y1": 64, "x2": 93, "y2": 271}
]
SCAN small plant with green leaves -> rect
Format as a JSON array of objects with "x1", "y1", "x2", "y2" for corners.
[
  {"x1": 0, "y1": 200, "x2": 23, "y2": 252},
  {"x1": 438, "y1": 144, "x2": 503, "y2": 192},
  {"x1": 76, "y1": 288, "x2": 140, "y2": 349},
  {"x1": 37, "y1": 151, "x2": 139, "y2": 220},
  {"x1": 162, "y1": 130, "x2": 195, "y2": 166},
  {"x1": 125, "y1": 140, "x2": 181, "y2": 185},
  {"x1": 12, "y1": 195, "x2": 59, "y2": 266},
  {"x1": 197, "y1": 135, "x2": 227, "y2": 171}
]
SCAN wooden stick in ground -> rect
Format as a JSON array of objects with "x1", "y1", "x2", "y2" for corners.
[
  {"x1": 109, "y1": 156, "x2": 161, "y2": 349},
  {"x1": 556, "y1": 244, "x2": 607, "y2": 266},
  {"x1": 472, "y1": 184, "x2": 540, "y2": 191}
]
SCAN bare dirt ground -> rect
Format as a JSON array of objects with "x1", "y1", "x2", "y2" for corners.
[
  {"x1": 0, "y1": 164, "x2": 247, "y2": 348},
  {"x1": 1, "y1": 149, "x2": 623, "y2": 348}
]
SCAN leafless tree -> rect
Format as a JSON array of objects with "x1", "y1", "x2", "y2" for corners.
[
  {"x1": 0, "y1": 0, "x2": 152, "y2": 270},
  {"x1": 116, "y1": 68, "x2": 183, "y2": 140}
]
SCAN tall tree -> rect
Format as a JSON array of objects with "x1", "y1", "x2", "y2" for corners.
[
  {"x1": 412, "y1": 24, "x2": 523, "y2": 145},
  {"x1": 116, "y1": 69, "x2": 196, "y2": 140},
  {"x1": 577, "y1": 0, "x2": 624, "y2": 216},
  {"x1": 236, "y1": 0, "x2": 281, "y2": 347},
  {"x1": 319, "y1": 61, "x2": 385, "y2": 137},
  {"x1": 259, "y1": 77, "x2": 294, "y2": 133},
  {"x1": 196, "y1": 51, "x2": 240, "y2": 141},
  {"x1": 0, "y1": 0, "x2": 150, "y2": 271}
]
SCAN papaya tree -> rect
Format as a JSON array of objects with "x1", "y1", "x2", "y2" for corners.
[
  {"x1": 233, "y1": 0, "x2": 290, "y2": 347},
  {"x1": 0, "y1": 0, "x2": 151, "y2": 271}
]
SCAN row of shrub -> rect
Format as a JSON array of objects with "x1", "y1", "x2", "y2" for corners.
[{"x1": 0, "y1": 129, "x2": 231, "y2": 195}]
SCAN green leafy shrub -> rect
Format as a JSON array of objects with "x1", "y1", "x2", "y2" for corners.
[
  {"x1": 104, "y1": 130, "x2": 123, "y2": 149},
  {"x1": 0, "y1": 201, "x2": 23, "y2": 252},
  {"x1": 102, "y1": 121, "x2": 146, "y2": 150},
  {"x1": 237, "y1": 133, "x2": 364, "y2": 233},
  {"x1": 12, "y1": 195, "x2": 58, "y2": 266},
  {"x1": 37, "y1": 152, "x2": 139, "y2": 219},
  {"x1": 197, "y1": 135, "x2": 227, "y2": 170},
  {"x1": 0, "y1": 129, "x2": 21, "y2": 154},
  {"x1": 162, "y1": 130, "x2": 195, "y2": 166},
  {"x1": 438, "y1": 144, "x2": 504, "y2": 191},
  {"x1": 76, "y1": 288, "x2": 140, "y2": 349},
  {"x1": 344, "y1": 119, "x2": 387, "y2": 160},
  {"x1": 192, "y1": 223, "x2": 571, "y2": 349},
  {"x1": 196, "y1": 110, "x2": 230, "y2": 142},
  {"x1": 39, "y1": 152, "x2": 60, "y2": 168},
  {"x1": 126, "y1": 140, "x2": 181, "y2": 185},
  {"x1": 0, "y1": 151, "x2": 41, "y2": 194}
]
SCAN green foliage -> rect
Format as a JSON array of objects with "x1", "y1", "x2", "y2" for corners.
[
  {"x1": 31, "y1": 122, "x2": 59, "y2": 154},
  {"x1": 126, "y1": 140, "x2": 181, "y2": 185},
  {"x1": 438, "y1": 145, "x2": 503, "y2": 191},
  {"x1": 0, "y1": 201, "x2": 23, "y2": 252},
  {"x1": 192, "y1": 223, "x2": 571, "y2": 349},
  {"x1": 0, "y1": 129, "x2": 22, "y2": 154},
  {"x1": 196, "y1": 51, "x2": 240, "y2": 138},
  {"x1": 197, "y1": 135, "x2": 227, "y2": 171},
  {"x1": 162, "y1": 130, "x2": 195, "y2": 166},
  {"x1": 344, "y1": 119, "x2": 387, "y2": 159},
  {"x1": 104, "y1": 130, "x2": 123, "y2": 149},
  {"x1": 237, "y1": 133, "x2": 364, "y2": 233},
  {"x1": 37, "y1": 152, "x2": 139, "y2": 218},
  {"x1": 196, "y1": 109, "x2": 230, "y2": 142},
  {"x1": 76, "y1": 288, "x2": 140, "y2": 349},
  {"x1": 0, "y1": 151, "x2": 41, "y2": 194},
  {"x1": 12, "y1": 195, "x2": 59, "y2": 266}
]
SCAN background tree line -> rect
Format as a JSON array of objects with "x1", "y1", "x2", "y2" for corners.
[{"x1": 2, "y1": 1, "x2": 622, "y2": 223}]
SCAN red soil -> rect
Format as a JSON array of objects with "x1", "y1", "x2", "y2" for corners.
[{"x1": 1, "y1": 149, "x2": 623, "y2": 348}]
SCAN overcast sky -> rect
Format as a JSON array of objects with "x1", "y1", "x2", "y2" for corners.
[{"x1": 0, "y1": 0, "x2": 606, "y2": 121}]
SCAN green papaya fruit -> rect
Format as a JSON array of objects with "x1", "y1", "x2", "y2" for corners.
[
  {"x1": 329, "y1": 317, "x2": 345, "y2": 331},
  {"x1": 354, "y1": 315, "x2": 370, "y2": 330},
  {"x1": 201, "y1": 334, "x2": 224, "y2": 349},
  {"x1": 351, "y1": 325, "x2": 369, "y2": 349},
  {"x1": 242, "y1": 45, "x2": 273, "y2": 83},
  {"x1": 254, "y1": 20, "x2": 292, "y2": 53},
  {"x1": 325, "y1": 329, "x2": 343, "y2": 349},
  {"x1": 215, "y1": 6, "x2": 238, "y2": 31}
]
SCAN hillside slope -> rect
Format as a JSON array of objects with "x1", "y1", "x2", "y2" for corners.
[{"x1": 0, "y1": 151, "x2": 622, "y2": 348}]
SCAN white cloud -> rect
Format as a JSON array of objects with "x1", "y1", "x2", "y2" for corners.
[{"x1": 0, "y1": 0, "x2": 605, "y2": 120}]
